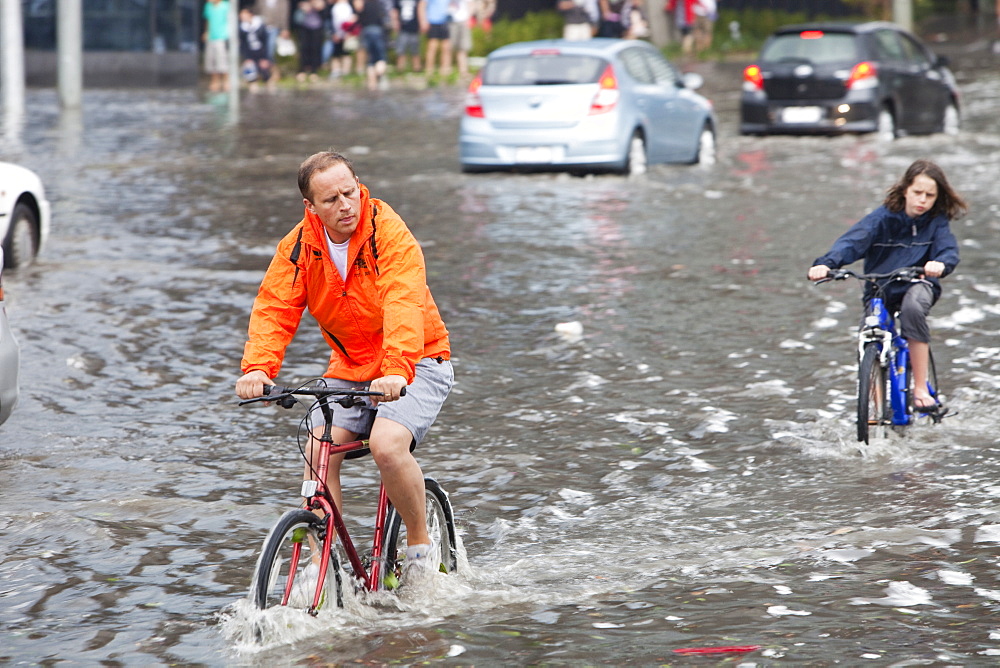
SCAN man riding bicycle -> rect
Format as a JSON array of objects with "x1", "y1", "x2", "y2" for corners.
[{"x1": 235, "y1": 150, "x2": 454, "y2": 583}]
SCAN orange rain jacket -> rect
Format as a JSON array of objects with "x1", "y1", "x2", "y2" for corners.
[{"x1": 241, "y1": 183, "x2": 450, "y2": 384}]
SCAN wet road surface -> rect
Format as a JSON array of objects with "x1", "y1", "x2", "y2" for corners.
[{"x1": 2, "y1": 55, "x2": 1000, "y2": 664}]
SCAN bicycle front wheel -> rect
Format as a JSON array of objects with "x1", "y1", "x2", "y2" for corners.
[
  {"x1": 380, "y1": 477, "x2": 457, "y2": 589},
  {"x1": 858, "y1": 343, "x2": 888, "y2": 444},
  {"x1": 249, "y1": 508, "x2": 342, "y2": 611}
]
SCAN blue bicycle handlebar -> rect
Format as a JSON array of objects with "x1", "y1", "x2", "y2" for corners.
[{"x1": 815, "y1": 265, "x2": 925, "y2": 285}]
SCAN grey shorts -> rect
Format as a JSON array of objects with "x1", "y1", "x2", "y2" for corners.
[
  {"x1": 204, "y1": 39, "x2": 229, "y2": 74},
  {"x1": 897, "y1": 281, "x2": 935, "y2": 343},
  {"x1": 449, "y1": 21, "x2": 472, "y2": 52},
  {"x1": 396, "y1": 30, "x2": 421, "y2": 56},
  {"x1": 309, "y1": 358, "x2": 454, "y2": 446}
]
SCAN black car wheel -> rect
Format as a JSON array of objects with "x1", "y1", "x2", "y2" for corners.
[
  {"x1": 942, "y1": 103, "x2": 960, "y2": 136},
  {"x1": 876, "y1": 106, "x2": 896, "y2": 141},
  {"x1": 623, "y1": 132, "x2": 647, "y2": 177},
  {"x1": 694, "y1": 125, "x2": 716, "y2": 165},
  {"x1": 2, "y1": 202, "x2": 39, "y2": 269}
]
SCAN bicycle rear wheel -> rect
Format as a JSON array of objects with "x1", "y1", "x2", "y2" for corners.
[
  {"x1": 858, "y1": 343, "x2": 888, "y2": 444},
  {"x1": 249, "y1": 508, "x2": 342, "y2": 611},
  {"x1": 380, "y1": 477, "x2": 457, "y2": 589}
]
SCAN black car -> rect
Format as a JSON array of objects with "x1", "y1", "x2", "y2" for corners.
[{"x1": 740, "y1": 21, "x2": 960, "y2": 139}]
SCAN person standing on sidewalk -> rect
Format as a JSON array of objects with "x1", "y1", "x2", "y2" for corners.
[{"x1": 202, "y1": 0, "x2": 231, "y2": 92}]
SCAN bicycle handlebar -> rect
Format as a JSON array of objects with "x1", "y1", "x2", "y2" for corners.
[
  {"x1": 814, "y1": 265, "x2": 926, "y2": 286},
  {"x1": 238, "y1": 383, "x2": 404, "y2": 408}
]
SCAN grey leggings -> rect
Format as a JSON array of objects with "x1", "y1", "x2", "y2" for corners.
[{"x1": 897, "y1": 281, "x2": 935, "y2": 343}]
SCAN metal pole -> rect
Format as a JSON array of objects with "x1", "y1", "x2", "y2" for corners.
[
  {"x1": 57, "y1": 0, "x2": 83, "y2": 108},
  {"x1": 1, "y1": 0, "x2": 26, "y2": 115},
  {"x1": 893, "y1": 0, "x2": 913, "y2": 32},
  {"x1": 227, "y1": 0, "x2": 239, "y2": 122}
]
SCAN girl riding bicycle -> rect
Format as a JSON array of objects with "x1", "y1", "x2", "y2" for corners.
[{"x1": 807, "y1": 159, "x2": 968, "y2": 412}]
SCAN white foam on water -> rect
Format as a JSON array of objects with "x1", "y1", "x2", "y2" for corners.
[{"x1": 850, "y1": 581, "x2": 933, "y2": 607}]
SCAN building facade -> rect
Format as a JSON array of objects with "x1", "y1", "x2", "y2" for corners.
[{"x1": 23, "y1": 0, "x2": 204, "y2": 86}]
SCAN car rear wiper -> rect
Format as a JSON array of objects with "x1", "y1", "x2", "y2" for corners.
[{"x1": 770, "y1": 56, "x2": 814, "y2": 65}]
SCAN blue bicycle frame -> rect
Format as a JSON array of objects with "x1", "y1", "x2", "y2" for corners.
[
  {"x1": 860, "y1": 296, "x2": 916, "y2": 426},
  {"x1": 823, "y1": 266, "x2": 945, "y2": 442}
]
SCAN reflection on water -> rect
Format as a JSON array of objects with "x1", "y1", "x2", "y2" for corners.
[{"x1": 2, "y1": 65, "x2": 1000, "y2": 663}]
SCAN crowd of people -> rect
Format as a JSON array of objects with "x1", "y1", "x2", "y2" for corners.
[
  {"x1": 203, "y1": 0, "x2": 722, "y2": 91},
  {"x1": 204, "y1": 0, "x2": 496, "y2": 91},
  {"x1": 556, "y1": 0, "x2": 651, "y2": 41},
  {"x1": 664, "y1": 0, "x2": 717, "y2": 56}
]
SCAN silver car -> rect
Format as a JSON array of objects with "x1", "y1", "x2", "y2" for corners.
[
  {"x1": 459, "y1": 38, "x2": 716, "y2": 176},
  {"x1": 0, "y1": 161, "x2": 51, "y2": 268},
  {"x1": 0, "y1": 248, "x2": 19, "y2": 426}
]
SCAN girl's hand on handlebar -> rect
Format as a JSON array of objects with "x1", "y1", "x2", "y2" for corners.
[
  {"x1": 369, "y1": 374, "x2": 407, "y2": 405},
  {"x1": 808, "y1": 264, "x2": 831, "y2": 281},
  {"x1": 236, "y1": 369, "x2": 274, "y2": 400},
  {"x1": 923, "y1": 260, "x2": 945, "y2": 278}
]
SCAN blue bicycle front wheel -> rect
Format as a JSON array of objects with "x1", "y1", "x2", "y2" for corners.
[{"x1": 858, "y1": 343, "x2": 889, "y2": 444}]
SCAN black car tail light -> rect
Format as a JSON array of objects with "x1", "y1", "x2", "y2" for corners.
[
  {"x1": 743, "y1": 64, "x2": 764, "y2": 91},
  {"x1": 847, "y1": 61, "x2": 878, "y2": 89}
]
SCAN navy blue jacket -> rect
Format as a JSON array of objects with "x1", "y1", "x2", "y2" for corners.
[{"x1": 813, "y1": 205, "x2": 960, "y2": 307}]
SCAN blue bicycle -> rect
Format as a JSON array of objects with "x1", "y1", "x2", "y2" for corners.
[{"x1": 817, "y1": 266, "x2": 947, "y2": 444}]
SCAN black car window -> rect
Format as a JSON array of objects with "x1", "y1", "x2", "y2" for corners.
[
  {"x1": 872, "y1": 29, "x2": 906, "y2": 63},
  {"x1": 640, "y1": 49, "x2": 679, "y2": 86},
  {"x1": 760, "y1": 32, "x2": 859, "y2": 65},
  {"x1": 619, "y1": 48, "x2": 654, "y2": 84},
  {"x1": 898, "y1": 33, "x2": 932, "y2": 67},
  {"x1": 481, "y1": 54, "x2": 606, "y2": 85}
]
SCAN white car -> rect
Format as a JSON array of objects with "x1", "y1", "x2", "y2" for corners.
[
  {"x1": 0, "y1": 247, "x2": 18, "y2": 426},
  {"x1": 0, "y1": 161, "x2": 51, "y2": 268}
]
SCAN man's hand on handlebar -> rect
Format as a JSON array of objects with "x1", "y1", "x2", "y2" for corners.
[
  {"x1": 808, "y1": 264, "x2": 831, "y2": 282},
  {"x1": 236, "y1": 369, "x2": 274, "y2": 400},
  {"x1": 369, "y1": 374, "x2": 407, "y2": 405}
]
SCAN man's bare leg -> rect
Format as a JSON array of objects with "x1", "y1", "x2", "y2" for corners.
[{"x1": 368, "y1": 417, "x2": 429, "y2": 547}]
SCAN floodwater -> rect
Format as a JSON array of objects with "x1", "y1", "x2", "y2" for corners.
[{"x1": 2, "y1": 56, "x2": 1000, "y2": 665}]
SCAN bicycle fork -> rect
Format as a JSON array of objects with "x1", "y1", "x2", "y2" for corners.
[{"x1": 859, "y1": 325, "x2": 894, "y2": 426}]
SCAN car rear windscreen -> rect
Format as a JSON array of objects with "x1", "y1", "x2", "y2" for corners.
[
  {"x1": 481, "y1": 54, "x2": 606, "y2": 85},
  {"x1": 760, "y1": 32, "x2": 860, "y2": 65}
]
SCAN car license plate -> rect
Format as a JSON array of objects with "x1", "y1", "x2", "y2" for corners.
[
  {"x1": 514, "y1": 146, "x2": 555, "y2": 163},
  {"x1": 781, "y1": 106, "x2": 822, "y2": 123}
]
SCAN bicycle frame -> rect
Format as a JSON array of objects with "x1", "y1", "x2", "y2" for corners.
[
  {"x1": 860, "y1": 296, "x2": 913, "y2": 426},
  {"x1": 291, "y1": 395, "x2": 392, "y2": 610},
  {"x1": 242, "y1": 382, "x2": 458, "y2": 616},
  {"x1": 822, "y1": 266, "x2": 942, "y2": 435}
]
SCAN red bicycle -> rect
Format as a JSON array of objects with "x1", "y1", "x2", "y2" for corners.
[{"x1": 239, "y1": 383, "x2": 458, "y2": 615}]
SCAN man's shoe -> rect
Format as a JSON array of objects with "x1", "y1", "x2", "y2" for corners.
[{"x1": 400, "y1": 543, "x2": 437, "y2": 588}]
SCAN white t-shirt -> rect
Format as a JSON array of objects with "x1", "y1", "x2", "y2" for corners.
[{"x1": 325, "y1": 233, "x2": 351, "y2": 281}]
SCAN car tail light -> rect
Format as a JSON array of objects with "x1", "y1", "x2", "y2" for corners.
[
  {"x1": 588, "y1": 65, "x2": 619, "y2": 115},
  {"x1": 464, "y1": 74, "x2": 484, "y2": 118},
  {"x1": 847, "y1": 61, "x2": 878, "y2": 89},
  {"x1": 800, "y1": 30, "x2": 824, "y2": 39},
  {"x1": 743, "y1": 64, "x2": 763, "y2": 91}
]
